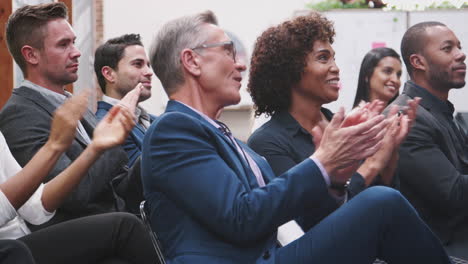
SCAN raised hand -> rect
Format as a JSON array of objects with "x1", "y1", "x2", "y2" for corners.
[
  {"x1": 395, "y1": 97, "x2": 420, "y2": 146},
  {"x1": 119, "y1": 83, "x2": 143, "y2": 114},
  {"x1": 312, "y1": 107, "x2": 388, "y2": 184},
  {"x1": 342, "y1": 99, "x2": 385, "y2": 127},
  {"x1": 357, "y1": 99, "x2": 420, "y2": 186},
  {"x1": 47, "y1": 90, "x2": 90, "y2": 152},
  {"x1": 91, "y1": 105, "x2": 135, "y2": 153}
]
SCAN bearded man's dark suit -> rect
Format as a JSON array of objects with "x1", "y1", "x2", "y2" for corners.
[{"x1": 388, "y1": 81, "x2": 468, "y2": 255}]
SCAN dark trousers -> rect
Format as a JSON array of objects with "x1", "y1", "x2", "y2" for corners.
[
  {"x1": 19, "y1": 212, "x2": 157, "y2": 264},
  {"x1": 445, "y1": 224, "x2": 468, "y2": 260},
  {"x1": 0, "y1": 239, "x2": 35, "y2": 264},
  {"x1": 275, "y1": 187, "x2": 451, "y2": 264}
]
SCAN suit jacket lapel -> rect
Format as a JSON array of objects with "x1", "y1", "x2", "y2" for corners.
[
  {"x1": 15, "y1": 87, "x2": 92, "y2": 146},
  {"x1": 14, "y1": 87, "x2": 57, "y2": 116},
  {"x1": 165, "y1": 101, "x2": 259, "y2": 189},
  {"x1": 241, "y1": 142, "x2": 274, "y2": 184}
]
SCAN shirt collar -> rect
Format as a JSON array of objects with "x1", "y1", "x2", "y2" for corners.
[
  {"x1": 20, "y1": 80, "x2": 68, "y2": 107},
  {"x1": 406, "y1": 80, "x2": 455, "y2": 116},
  {"x1": 174, "y1": 100, "x2": 221, "y2": 130},
  {"x1": 272, "y1": 111, "x2": 306, "y2": 136},
  {"x1": 272, "y1": 109, "x2": 333, "y2": 137}
]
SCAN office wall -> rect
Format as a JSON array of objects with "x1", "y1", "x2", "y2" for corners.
[{"x1": 103, "y1": 3, "x2": 468, "y2": 137}]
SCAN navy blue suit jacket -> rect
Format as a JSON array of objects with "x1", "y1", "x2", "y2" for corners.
[
  {"x1": 96, "y1": 101, "x2": 155, "y2": 167},
  {"x1": 141, "y1": 100, "x2": 338, "y2": 263}
]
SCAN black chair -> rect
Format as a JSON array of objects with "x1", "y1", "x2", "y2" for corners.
[{"x1": 139, "y1": 200, "x2": 166, "y2": 264}]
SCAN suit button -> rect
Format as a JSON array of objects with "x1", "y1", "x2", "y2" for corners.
[{"x1": 263, "y1": 250, "x2": 270, "y2": 259}]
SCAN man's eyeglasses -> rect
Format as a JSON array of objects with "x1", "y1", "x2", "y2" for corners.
[{"x1": 191, "y1": 41, "x2": 237, "y2": 62}]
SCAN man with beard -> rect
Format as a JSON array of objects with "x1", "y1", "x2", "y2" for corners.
[
  {"x1": 387, "y1": 21, "x2": 468, "y2": 258},
  {"x1": 94, "y1": 34, "x2": 155, "y2": 167}
]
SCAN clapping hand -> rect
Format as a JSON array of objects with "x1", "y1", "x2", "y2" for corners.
[
  {"x1": 312, "y1": 106, "x2": 388, "y2": 185},
  {"x1": 119, "y1": 83, "x2": 144, "y2": 115},
  {"x1": 47, "y1": 90, "x2": 90, "y2": 152},
  {"x1": 91, "y1": 84, "x2": 142, "y2": 152},
  {"x1": 356, "y1": 98, "x2": 420, "y2": 185}
]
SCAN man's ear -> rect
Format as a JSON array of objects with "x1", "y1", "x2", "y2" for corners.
[
  {"x1": 409, "y1": 54, "x2": 426, "y2": 72},
  {"x1": 101, "y1": 66, "x2": 116, "y2": 83},
  {"x1": 180, "y1": 48, "x2": 201, "y2": 77},
  {"x1": 21, "y1": 45, "x2": 39, "y2": 65}
]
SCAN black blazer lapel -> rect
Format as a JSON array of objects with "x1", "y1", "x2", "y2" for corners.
[
  {"x1": 14, "y1": 87, "x2": 92, "y2": 147},
  {"x1": 14, "y1": 87, "x2": 57, "y2": 116}
]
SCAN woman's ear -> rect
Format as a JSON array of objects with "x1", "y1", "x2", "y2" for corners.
[{"x1": 180, "y1": 48, "x2": 201, "y2": 77}]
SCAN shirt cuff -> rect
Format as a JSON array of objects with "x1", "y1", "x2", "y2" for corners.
[
  {"x1": 310, "y1": 157, "x2": 347, "y2": 203},
  {"x1": 310, "y1": 156, "x2": 330, "y2": 186},
  {"x1": 17, "y1": 184, "x2": 55, "y2": 225},
  {"x1": 0, "y1": 191, "x2": 18, "y2": 226}
]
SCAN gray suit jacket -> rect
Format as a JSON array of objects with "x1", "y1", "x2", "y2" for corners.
[
  {"x1": 0, "y1": 87, "x2": 136, "y2": 230},
  {"x1": 389, "y1": 81, "x2": 468, "y2": 244}
]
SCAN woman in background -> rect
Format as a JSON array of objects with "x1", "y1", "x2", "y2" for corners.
[{"x1": 353, "y1": 47, "x2": 402, "y2": 107}]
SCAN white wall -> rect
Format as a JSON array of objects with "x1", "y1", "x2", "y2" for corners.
[
  {"x1": 103, "y1": 3, "x2": 468, "y2": 134},
  {"x1": 103, "y1": 0, "x2": 312, "y2": 115}
]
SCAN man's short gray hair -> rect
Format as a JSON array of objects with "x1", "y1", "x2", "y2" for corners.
[{"x1": 150, "y1": 10, "x2": 218, "y2": 95}]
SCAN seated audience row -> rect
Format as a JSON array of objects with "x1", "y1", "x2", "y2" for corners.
[
  {"x1": 141, "y1": 10, "x2": 453, "y2": 263},
  {"x1": 0, "y1": 88, "x2": 156, "y2": 263},
  {"x1": 0, "y1": 3, "x2": 158, "y2": 263},
  {"x1": 0, "y1": 1, "x2": 466, "y2": 263},
  {"x1": 248, "y1": 12, "x2": 468, "y2": 261}
]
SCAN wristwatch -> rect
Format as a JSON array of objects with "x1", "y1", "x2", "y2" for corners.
[{"x1": 330, "y1": 179, "x2": 350, "y2": 192}]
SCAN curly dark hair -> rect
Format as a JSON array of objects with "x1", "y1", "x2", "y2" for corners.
[{"x1": 248, "y1": 12, "x2": 335, "y2": 117}]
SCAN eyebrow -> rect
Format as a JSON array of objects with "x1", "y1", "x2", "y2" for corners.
[
  {"x1": 315, "y1": 48, "x2": 334, "y2": 56},
  {"x1": 441, "y1": 39, "x2": 461, "y2": 47},
  {"x1": 57, "y1": 36, "x2": 76, "y2": 43}
]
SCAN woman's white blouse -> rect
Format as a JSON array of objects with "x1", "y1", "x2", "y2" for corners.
[{"x1": 0, "y1": 132, "x2": 55, "y2": 239}]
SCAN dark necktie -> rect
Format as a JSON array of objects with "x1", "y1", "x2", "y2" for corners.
[{"x1": 138, "y1": 109, "x2": 151, "y2": 130}]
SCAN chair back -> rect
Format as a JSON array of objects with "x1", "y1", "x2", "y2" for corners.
[{"x1": 140, "y1": 200, "x2": 167, "y2": 264}]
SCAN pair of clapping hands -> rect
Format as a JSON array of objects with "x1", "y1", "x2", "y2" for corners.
[
  {"x1": 311, "y1": 98, "x2": 421, "y2": 188},
  {"x1": 47, "y1": 83, "x2": 144, "y2": 153}
]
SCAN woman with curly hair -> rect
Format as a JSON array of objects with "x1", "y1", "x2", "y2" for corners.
[
  {"x1": 353, "y1": 47, "x2": 402, "y2": 107},
  {"x1": 247, "y1": 12, "x2": 416, "y2": 199}
]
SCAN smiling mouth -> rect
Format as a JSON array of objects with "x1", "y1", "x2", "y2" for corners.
[
  {"x1": 384, "y1": 85, "x2": 397, "y2": 91},
  {"x1": 326, "y1": 79, "x2": 340, "y2": 89}
]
